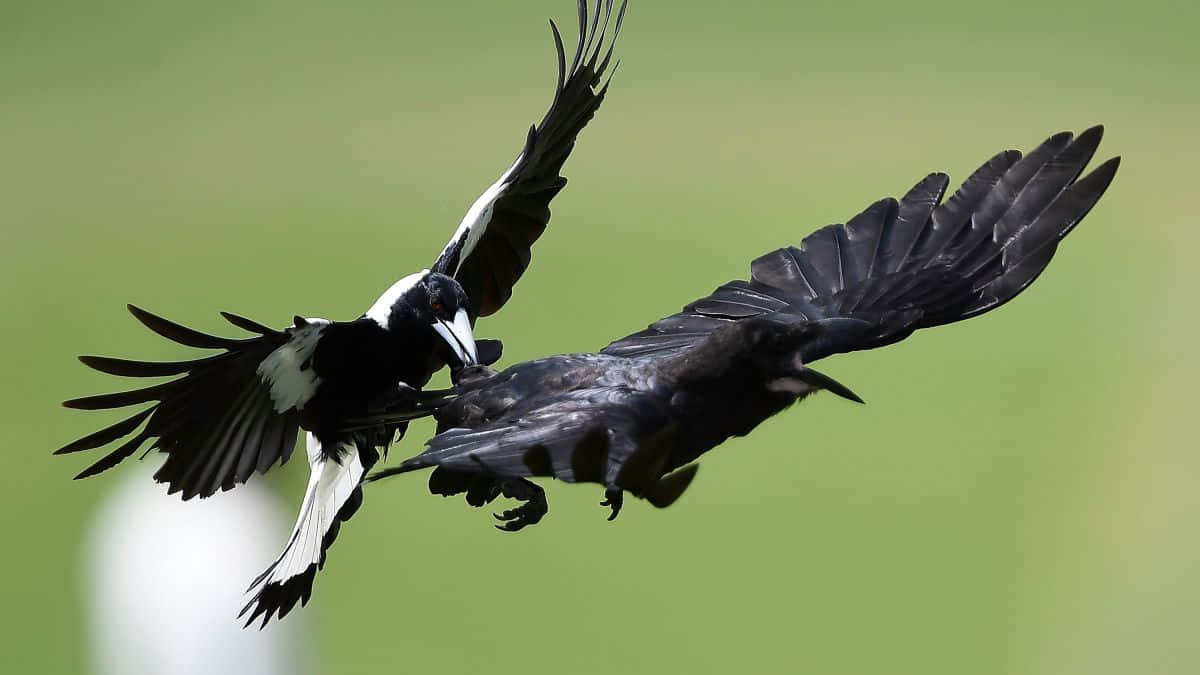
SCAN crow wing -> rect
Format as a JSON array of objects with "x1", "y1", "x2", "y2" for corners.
[
  {"x1": 432, "y1": 0, "x2": 627, "y2": 318},
  {"x1": 382, "y1": 388, "x2": 698, "y2": 507},
  {"x1": 603, "y1": 126, "x2": 1119, "y2": 363},
  {"x1": 371, "y1": 358, "x2": 697, "y2": 507}
]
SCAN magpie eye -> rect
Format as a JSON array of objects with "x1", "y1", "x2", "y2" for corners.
[{"x1": 430, "y1": 297, "x2": 446, "y2": 316}]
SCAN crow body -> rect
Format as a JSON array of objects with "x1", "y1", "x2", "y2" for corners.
[{"x1": 369, "y1": 126, "x2": 1119, "y2": 529}]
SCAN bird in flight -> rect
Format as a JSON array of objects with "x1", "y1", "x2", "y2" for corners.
[
  {"x1": 367, "y1": 126, "x2": 1119, "y2": 532},
  {"x1": 56, "y1": 0, "x2": 627, "y2": 627}
]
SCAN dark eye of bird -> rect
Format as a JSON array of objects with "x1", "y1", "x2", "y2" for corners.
[{"x1": 431, "y1": 297, "x2": 446, "y2": 317}]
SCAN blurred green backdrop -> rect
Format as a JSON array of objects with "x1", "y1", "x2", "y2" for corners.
[{"x1": 3, "y1": 0, "x2": 1198, "y2": 673}]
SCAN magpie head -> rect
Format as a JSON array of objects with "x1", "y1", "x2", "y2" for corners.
[
  {"x1": 421, "y1": 273, "x2": 478, "y2": 369},
  {"x1": 368, "y1": 271, "x2": 478, "y2": 368}
]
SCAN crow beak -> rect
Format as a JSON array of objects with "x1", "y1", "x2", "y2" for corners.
[
  {"x1": 794, "y1": 367, "x2": 864, "y2": 404},
  {"x1": 433, "y1": 308, "x2": 478, "y2": 367}
]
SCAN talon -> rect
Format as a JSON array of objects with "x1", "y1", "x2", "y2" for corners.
[
  {"x1": 600, "y1": 487, "x2": 624, "y2": 521},
  {"x1": 494, "y1": 517, "x2": 528, "y2": 533},
  {"x1": 487, "y1": 478, "x2": 548, "y2": 532}
]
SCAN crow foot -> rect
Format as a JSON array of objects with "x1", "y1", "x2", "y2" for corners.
[
  {"x1": 600, "y1": 487, "x2": 623, "y2": 521},
  {"x1": 492, "y1": 479, "x2": 547, "y2": 532}
]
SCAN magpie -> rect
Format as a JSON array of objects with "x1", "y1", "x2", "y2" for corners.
[
  {"x1": 56, "y1": 0, "x2": 628, "y2": 627},
  {"x1": 367, "y1": 126, "x2": 1119, "y2": 531}
]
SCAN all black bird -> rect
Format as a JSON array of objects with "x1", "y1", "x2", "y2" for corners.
[
  {"x1": 56, "y1": 0, "x2": 628, "y2": 627},
  {"x1": 368, "y1": 127, "x2": 1119, "y2": 530}
]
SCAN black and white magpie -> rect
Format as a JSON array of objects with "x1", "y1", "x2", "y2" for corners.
[
  {"x1": 368, "y1": 126, "x2": 1119, "y2": 531},
  {"x1": 56, "y1": 0, "x2": 627, "y2": 627}
]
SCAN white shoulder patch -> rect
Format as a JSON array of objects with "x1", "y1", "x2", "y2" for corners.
[
  {"x1": 364, "y1": 270, "x2": 426, "y2": 328},
  {"x1": 437, "y1": 153, "x2": 524, "y2": 275},
  {"x1": 256, "y1": 319, "x2": 330, "y2": 413}
]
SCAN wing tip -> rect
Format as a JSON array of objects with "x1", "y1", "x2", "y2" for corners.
[
  {"x1": 126, "y1": 303, "x2": 150, "y2": 321},
  {"x1": 61, "y1": 396, "x2": 96, "y2": 410},
  {"x1": 1076, "y1": 155, "x2": 1121, "y2": 196}
]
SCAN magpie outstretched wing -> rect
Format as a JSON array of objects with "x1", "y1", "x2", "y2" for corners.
[
  {"x1": 55, "y1": 307, "x2": 310, "y2": 499},
  {"x1": 433, "y1": 0, "x2": 627, "y2": 319}
]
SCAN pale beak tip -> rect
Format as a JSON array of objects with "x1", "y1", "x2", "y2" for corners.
[{"x1": 434, "y1": 309, "x2": 479, "y2": 368}]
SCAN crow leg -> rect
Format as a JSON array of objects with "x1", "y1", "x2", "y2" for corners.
[
  {"x1": 493, "y1": 478, "x2": 548, "y2": 532},
  {"x1": 600, "y1": 487, "x2": 624, "y2": 521}
]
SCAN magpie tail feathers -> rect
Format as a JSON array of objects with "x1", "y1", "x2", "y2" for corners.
[
  {"x1": 240, "y1": 434, "x2": 377, "y2": 629},
  {"x1": 57, "y1": 305, "x2": 301, "y2": 499}
]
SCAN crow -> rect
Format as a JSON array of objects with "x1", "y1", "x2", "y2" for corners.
[
  {"x1": 366, "y1": 126, "x2": 1119, "y2": 531},
  {"x1": 56, "y1": 0, "x2": 628, "y2": 627}
]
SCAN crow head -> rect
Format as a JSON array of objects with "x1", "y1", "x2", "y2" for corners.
[{"x1": 739, "y1": 315, "x2": 864, "y2": 403}]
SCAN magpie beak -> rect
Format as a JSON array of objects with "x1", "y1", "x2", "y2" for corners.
[{"x1": 432, "y1": 309, "x2": 478, "y2": 367}]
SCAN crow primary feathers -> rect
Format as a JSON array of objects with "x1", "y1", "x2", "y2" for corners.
[
  {"x1": 368, "y1": 126, "x2": 1118, "y2": 531},
  {"x1": 56, "y1": 0, "x2": 628, "y2": 626}
]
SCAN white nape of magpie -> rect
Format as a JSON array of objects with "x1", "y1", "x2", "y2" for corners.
[
  {"x1": 57, "y1": 0, "x2": 626, "y2": 627},
  {"x1": 368, "y1": 127, "x2": 1119, "y2": 531}
]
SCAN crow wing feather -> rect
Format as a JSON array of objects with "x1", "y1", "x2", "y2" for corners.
[{"x1": 603, "y1": 126, "x2": 1118, "y2": 362}]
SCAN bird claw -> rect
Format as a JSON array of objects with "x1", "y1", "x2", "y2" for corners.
[
  {"x1": 491, "y1": 479, "x2": 547, "y2": 532},
  {"x1": 492, "y1": 502, "x2": 545, "y2": 532},
  {"x1": 599, "y1": 487, "x2": 623, "y2": 521}
]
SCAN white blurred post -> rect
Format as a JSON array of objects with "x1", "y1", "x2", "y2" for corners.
[{"x1": 84, "y1": 464, "x2": 309, "y2": 675}]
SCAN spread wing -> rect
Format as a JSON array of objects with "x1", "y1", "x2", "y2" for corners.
[
  {"x1": 602, "y1": 126, "x2": 1120, "y2": 362},
  {"x1": 55, "y1": 306, "x2": 319, "y2": 499},
  {"x1": 432, "y1": 0, "x2": 627, "y2": 318}
]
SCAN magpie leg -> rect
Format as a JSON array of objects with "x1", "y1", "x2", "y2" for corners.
[
  {"x1": 492, "y1": 478, "x2": 548, "y2": 532},
  {"x1": 599, "y1": 487, "x2": 623, "y2": 521}
]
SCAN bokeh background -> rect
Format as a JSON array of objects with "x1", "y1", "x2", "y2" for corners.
[{"x1": 3, "y1": 0, "x2": 1198, "y2": 673}]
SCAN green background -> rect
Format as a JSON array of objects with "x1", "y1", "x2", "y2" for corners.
[{"x1": 3, "y1": 0, "x2": 1197, "y2": 672}]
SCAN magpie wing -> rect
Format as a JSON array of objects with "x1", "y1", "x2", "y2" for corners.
[
  {"x1": 432, "y1": 0, "x2": 627, "y2": 319},
  {"x1": 602, "y1": 126, "x2": 1119, "y2": 362},
  {"x1": 55, "y1": 306, "x2": 335, "y2": 500}
]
